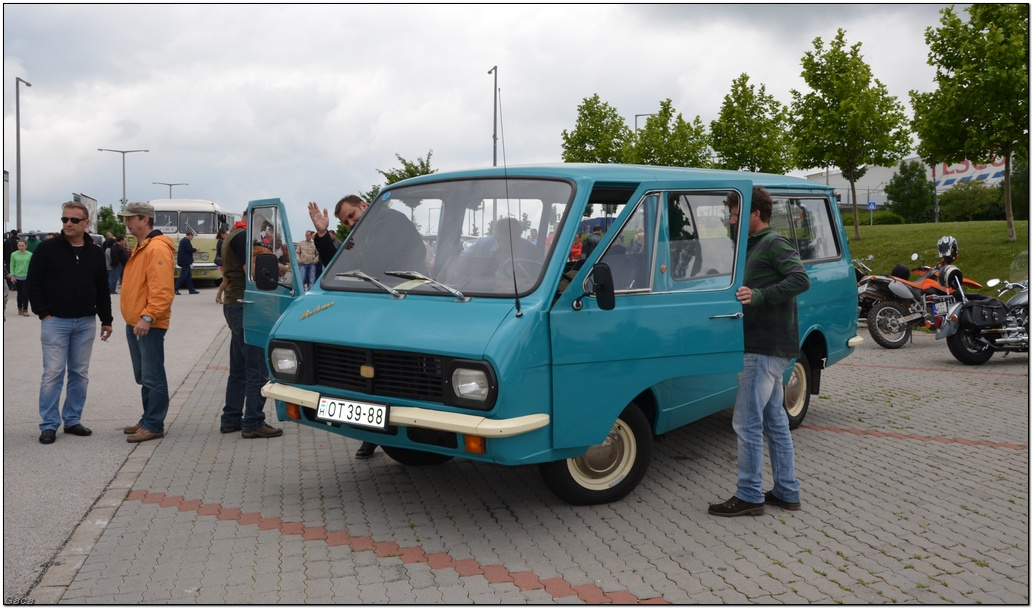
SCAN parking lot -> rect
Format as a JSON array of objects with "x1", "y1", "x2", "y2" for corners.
[{"x1": 13, "y1": 316, "x2": 1030, "y2": 603}]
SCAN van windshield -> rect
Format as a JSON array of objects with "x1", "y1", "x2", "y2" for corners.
[{"x1": 323, "y1": 178, "x2": 574, "y2": 297}]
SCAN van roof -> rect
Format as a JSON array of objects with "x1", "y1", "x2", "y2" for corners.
[{"x1": 388, "y1": 163, "x2": 830, "y2": 192}]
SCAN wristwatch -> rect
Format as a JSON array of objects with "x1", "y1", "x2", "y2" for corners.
[{"x1": 141, "y1": 315, "x2": 153, "y2": 323}]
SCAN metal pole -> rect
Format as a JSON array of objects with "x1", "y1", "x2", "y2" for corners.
[
  {"x1": 15, "y1": 77, "x2": 32, "y2": 231},
  {"x1": 488, "y1": 66, "x2": 497, "y2": 167},
  {"x1": 98, "y1": 149, "x2": 149, "y2": 209},
  {"x1": 153, "y1": 182, "x2": 188, "y2": 198}
]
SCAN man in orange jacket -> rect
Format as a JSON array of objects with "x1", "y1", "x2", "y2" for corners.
[{"x1": 118, "y1": 202, "x2": 176, "y2": 443}]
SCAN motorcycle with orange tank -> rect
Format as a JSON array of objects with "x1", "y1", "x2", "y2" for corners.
[{"x1": 858, "y1": 236, "x2": 982, "y2": 349}]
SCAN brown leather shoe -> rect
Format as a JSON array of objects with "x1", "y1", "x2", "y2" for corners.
[
  {"x1": 123, "y1": 424, "x2": 141, "y2": 435},
  {"x1": 708, "y1": 496, "x2": 765, "y2": 517},
  {"x1": 127, "y1": 428, "x2": 165, "y2": 443},
  {"x1": 241, "y1": 425, "x2": 283, "y2": 439}
]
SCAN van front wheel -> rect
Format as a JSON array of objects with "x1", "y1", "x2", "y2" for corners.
[{"x1": 538, "y1": 403, "x2": 652, "y2": 505}]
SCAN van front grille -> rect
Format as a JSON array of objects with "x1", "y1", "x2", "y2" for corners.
[{"x1": 312, "y1": 344, "x2": 444, "y2": 402}]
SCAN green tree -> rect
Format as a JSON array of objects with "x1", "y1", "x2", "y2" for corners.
[
  {"x1": 791, "y1": 29, "x2": 911, "y2": 240},
  {"x1": 937, "y1": 180, "x2": 1003, "y2": 222},
  {"x1": 561, "y1": 94, "x2": 632, "y2": 163},
  {"x1": 350, "y1": 150, "x2": 437, "y2": 241},
  {"x1": 710, "y1": 74, "x2": 793, "y2": 174},
  {"x1": 1010, "y1": 153, "x2": 1029, "y2": 221},
  {"x1": 884, "y1": 160, "x2": 936, "y2": 223},
  {"x1": 624, "y1": 99, "x2": 711, "y2": 168},
  {"x1": 95, "y1": 205, "x2": 125, "y2": 238},
  {"x1": 910, "y1": 4, "x2": 1029, "y2": 242}
]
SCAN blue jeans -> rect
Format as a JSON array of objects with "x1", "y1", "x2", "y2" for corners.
[
  {"x1": 175, "y1": 265, "x2": 196, "y2": 292},
  {"x1": 108, "y1": 267, "x2": 121, "y2": 293},
  {"x1": 732, "y1": 353, "x2": 799, "y2": 504},
  {"x1": 222, "y1": 304, "x2": 268, "y2": 431},
  {"x1": 300, "y1": 263, "x2": 317, "y2": 290},
  {"x1": 125, "y1": 324, "x2": 170, "y2": 433},
  {"x1": 38, "y1": 316, "x2": 97, "y2": 431}
]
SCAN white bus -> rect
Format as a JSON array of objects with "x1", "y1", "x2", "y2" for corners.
[{"x1": 147, "y1": 199, "x2": 238, "y2": 283}]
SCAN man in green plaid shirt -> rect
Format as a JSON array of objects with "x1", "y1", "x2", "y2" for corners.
[{"x1": 710, "y1": 186, "x2": 810, "y2": 517}]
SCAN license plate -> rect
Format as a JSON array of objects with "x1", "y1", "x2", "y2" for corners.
[
  {"x1": 316, "y1": 396, "x2": 389, "y2": 430},
  {"x1": 933, "y1": 302, "x2": 947, "y2": 315}
]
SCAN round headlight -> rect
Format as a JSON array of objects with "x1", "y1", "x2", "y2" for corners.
[{"x1": 451, "y1": 368, "x2": 489, "y2": 401}]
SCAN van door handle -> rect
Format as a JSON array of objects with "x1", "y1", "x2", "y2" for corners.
[
  {"x1": 238, "y1": 299, "x2": 253, "y2": 304},
  {"x1": 709, "y1": 312, "x2": 744, "y2": 319}
]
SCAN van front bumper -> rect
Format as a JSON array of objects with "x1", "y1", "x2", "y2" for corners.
[{"x1": 262, "y1": 381, "x2": 549, "y2": 438}]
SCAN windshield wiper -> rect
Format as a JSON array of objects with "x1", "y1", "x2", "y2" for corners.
[
  {"x1": 335, "y1": 271, "x2": 404, "y2": 299},
  {"x1": 384, "y1": 270, "x2": 470, "y2": 302}
]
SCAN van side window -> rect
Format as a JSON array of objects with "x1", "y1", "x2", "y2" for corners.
[
  {"x1": 598, "y1": 198, "x2": 653, "y2": 292},
  {"x1": 666, "y1": 193, "x2": 737, "y2": 289},
  {"x1": 771, "y1": 196, "x2": 840, "y2": 263}
]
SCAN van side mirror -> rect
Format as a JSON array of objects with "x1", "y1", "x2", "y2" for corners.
[
  {"x1": 573, "y1": 263, "x2": 615, "y2": 311},
  {"x1": 254, "y1": 252, "x2": 280, "y2": 291}
]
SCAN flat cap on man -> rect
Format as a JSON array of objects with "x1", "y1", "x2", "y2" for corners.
[{"x1": 118, "y1": 202, "x2": 155, "y2": 219}]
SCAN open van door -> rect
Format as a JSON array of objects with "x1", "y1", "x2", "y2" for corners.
[{"x1": 243, "y1": 199, "x2": 302, "y2": 349}]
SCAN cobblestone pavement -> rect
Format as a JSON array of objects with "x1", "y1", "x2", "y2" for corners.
[{"x1": 29, "y1": 329, "x2": 1028, "y2": 604}]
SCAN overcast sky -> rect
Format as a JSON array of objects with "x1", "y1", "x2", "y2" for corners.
[{"x1": 4, "y1": 3, "x2": 955, "y2": 235}]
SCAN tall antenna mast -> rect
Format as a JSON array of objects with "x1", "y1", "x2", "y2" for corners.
[{"x1": 488, "y1": 66, "x2": 498, "y2": 167}]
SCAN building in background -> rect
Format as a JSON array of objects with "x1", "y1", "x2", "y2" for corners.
[{"x1": 805, "y1": 156, "x2": 1007, "y2": 209}]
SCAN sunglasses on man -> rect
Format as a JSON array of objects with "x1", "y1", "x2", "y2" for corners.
[{"x1": 61, "y1": 217, "x2": 86, "y2": 224}]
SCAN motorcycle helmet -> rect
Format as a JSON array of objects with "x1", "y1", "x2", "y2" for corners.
[{"x1": 937, "y1": 235, "x2": 958, "y2": 264}]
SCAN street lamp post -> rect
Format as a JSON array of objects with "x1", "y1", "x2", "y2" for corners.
[
  {"x1": 488, "y1": 66, "x2": 497, "y2": 167},
  {"x1": 153, "y1": 182, "x2": 188, "y2": 198},
  {"x1": 98, "y1": 148, "x2": 149, "y2": 208},
  {"x1": 15, "y1": 77, "x2": 32, "y2": 231}
]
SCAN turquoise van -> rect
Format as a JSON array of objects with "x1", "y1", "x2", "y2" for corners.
[{"x1": 247, "y1": 164, "x2": 861, "y2": 505}]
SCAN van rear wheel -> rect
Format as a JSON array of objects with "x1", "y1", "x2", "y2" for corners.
[{"x1": 538, "y1": 403, "x2": 652, "y2": 505}]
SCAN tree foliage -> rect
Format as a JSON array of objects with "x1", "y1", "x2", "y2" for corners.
[
  {"x1": 624, "y1": 99, "x2": 712, "y2": 168},
  {"x1": 95, "y1": 205, "x2": 125, "y2": 238},
  {"x1": 561, "y1": 94, "x2": 632, "y2": 163},
  {"x1": 884, "y1": 160, "x2": 936, "y2": 223},
  {"x1": 790, "y1": 29, "x2": 911, "y2": 240},
  {"x1": 710, "y1": 74, "x2": 793, "y2": 174},
  {"x1": 937, "y1": 180, "x2": 1003, "y2": 222},
  {"x1": 910, "y1": 4, "x2": 1029, "y2": 241}
]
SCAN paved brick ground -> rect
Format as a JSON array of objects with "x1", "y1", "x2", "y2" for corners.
[{"x1": 29, "y1": 329, "x2": 1028, "y2": 603}]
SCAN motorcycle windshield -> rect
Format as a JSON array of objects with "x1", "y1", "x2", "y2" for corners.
[{"x1": 321, "y1": 178, "x2": 575, "y2": 298}]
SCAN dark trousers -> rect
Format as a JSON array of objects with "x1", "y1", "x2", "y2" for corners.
[{"x1": 174, "y1": 265, "x2": 196, "y2": 293}]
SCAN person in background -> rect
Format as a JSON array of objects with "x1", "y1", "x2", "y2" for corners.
[
  {"x1": 708, "y1": 186, "x2": 809, "y2": 517},
  {"x1": 118, "y1": 202, "x2": 176, "y2": 443},
  {"x1": 296, "y1": 230, "x2": 319, "y2": 291},
  {"x1": 25, "y1": 232, "x2": 41, "y2": 253},
  {"x1": 9, "y1": 240, "x2": 32, "y2": 317},
  {"x1": 215, "y1": 227, "x2": 228, "y2": 304},
  {"x1": 26, "y1": 201, "x2": 113, "y2": 445},
  {"x1": 4, "y1": 229, "x2": 20, "y2": 291},
  {"x1": 218, "y1": 217, "x2": 283, "y2": 439},
  {"x1": 174, "y1": 231, "x2": 200, "y2": 295}
]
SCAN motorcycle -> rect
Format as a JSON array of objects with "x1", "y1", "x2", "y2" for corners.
[
  {"x1": 857, "y1": 237, "x2": 981, "y2": 349},
  {"x1": 853, "y1": 255, "x2": 876, "y2": 319},
  {"x1": 937, "y1": 253, "x2": 1029, "y2": 365}
]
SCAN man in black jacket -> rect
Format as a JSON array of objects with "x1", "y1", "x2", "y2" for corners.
[
  {"x1": 174, "y1": 232, "x2": 200, "y2": 295},
  {"x1": 26, "y1": 201, "x2": 113, "y2": 444}
]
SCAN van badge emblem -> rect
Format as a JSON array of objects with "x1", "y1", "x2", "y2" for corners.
[
  {"x1": 360, "y1": 365, "x2": 375, "y2": 379},
  {"x1": 299, "y1": 301, "x2": 335, "y2": 320}
]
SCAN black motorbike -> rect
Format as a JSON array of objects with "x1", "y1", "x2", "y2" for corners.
[{"x1": 937, "y1": 253, "x2": 1029, "y2": 365}]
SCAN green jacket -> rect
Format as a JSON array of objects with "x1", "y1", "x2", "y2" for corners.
[{"x1": 742, "y1": 227, "x2": 810, "y2": 358}]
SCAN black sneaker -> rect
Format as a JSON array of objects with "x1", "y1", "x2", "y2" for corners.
[
  {"x1": 64, "y1": 423, "x2": 93, "y2": 436},
  {"x1": 219, "y1": 424, "x2": 242, "y2": 434},
  {"x1": 39, "y1": 429, "x2": 57, "y2": 444},
  {"x1": 708, "y1": 496, "x2": 765, "y2": 517},
  {"x1": 241, "y1": 425, "x2": 283, "y2": 439},
  {"x1": 764, "y1": 490, "x2": 801, "y2": 511}
]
